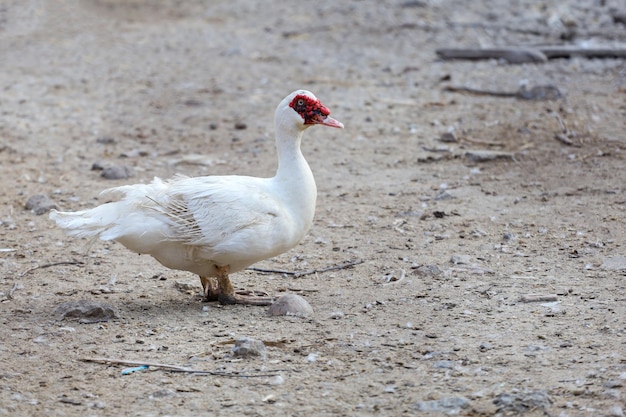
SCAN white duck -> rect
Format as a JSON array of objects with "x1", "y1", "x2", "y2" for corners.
[{"x1": 50, "y1": 90, "x2": 343, "y2": 305}]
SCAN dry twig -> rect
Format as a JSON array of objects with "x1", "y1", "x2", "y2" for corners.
[
  {"x1": 79, "y1": 357, "x2": 280, "y2": 377},
  {"x1": 248, "y1": 259, "x2": 364, "y2": 278},
  {"x1": 520, "y1": 294, "x2": 558, "y2": 303},
  {"x1": 20, "y1": 260, "x2": 85, "y2": 277}
]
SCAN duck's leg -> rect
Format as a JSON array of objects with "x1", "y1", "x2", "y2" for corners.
[
  {"x1": 215, "y1": 265, "x2": 274, "y2": 306},
  {"x1": 199, "y1": 276, "x2": 220, "y2": 301}
]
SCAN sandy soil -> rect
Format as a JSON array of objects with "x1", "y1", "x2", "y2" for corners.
[{"x1": 1, "y1": 0, "x2": 625, "y2": 416}]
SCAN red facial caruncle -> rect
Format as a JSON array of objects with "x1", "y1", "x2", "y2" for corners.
[
  {"x1": 289, "y1": 94, "x2": 330, "y2": 124},
  {"x1": 288, "y1": 93, "x2": 344, "y2": 129}
]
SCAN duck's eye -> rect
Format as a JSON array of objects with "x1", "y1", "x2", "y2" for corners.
[{"x1": 297, "y1": 99, "x2": 305, "y2": 106}]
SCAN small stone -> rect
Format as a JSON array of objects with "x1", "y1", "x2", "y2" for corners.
[
  {"x1": 413, "y1": 397, "x2": 470, "y2": 413},
  {"x1": 502, "y1": 232, "x2": 516, "y2": 240},
  {"x1": 232, "y1": 337, "x2": 266, "y2": 358},
  {"x1": 439, "y1": 131, "x2": 458, "y2": 143},
  {"x1": 450, "y1": 254, "x2": 472, "y2": 265},
  {"x1": 601, "y1": 256, "x2": 626, "y2": 271},
  {"x1": 434, "y1": 360, "x2": 456, "y2": 369},
  {"x1": 25, "y1": 194, "x2": 57, "y2": 215},
  {"x1": 88, "y1": 401, "x2": 107, "y2": 409},
  {"x1": 267, "y1": 294, "x2": 314, "y2": 318},
  {"x1": 479, "y1": 342, "x2": 494, "y2": 352},
  {"x1": 604, "y1": 380, "x2": 624, "y2": 389},
  {"x1": 465, "y1": 150, "x2": 514, "y2": 163},
  {"x1": 434, "y1": 190, "x2": 455, "y2": 200},
  {"x1": 494, "y1": 389, "x2": 551, "y2": 413},
  {"x1": 329, "y1": 311, "x2": 345, "y2": 320},
  {"x1": 96, "y1": 137, "x2": 116, "y2": 144},
  {"x1": 269, "y1": 375, "x2": 284, "y2": 385},
  {"x1": 234, "y1": 122, "x2": 247, "y2": 130},
  {"x1": 150, "y1": 389, "x2": 175, "y2": 398},
  {"x1": 412, "y1": 264, "x2": 442, "y2": 276},
  {"x1": 54, "y1": 300, "x2": 118, "y2": 323},
  {"x1": 100, "y1": 165, "x2": 134, "y2": 180}
]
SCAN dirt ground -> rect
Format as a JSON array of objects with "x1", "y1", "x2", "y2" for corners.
[{"x1": 1, "y1": 0, "x2": 625, "y2": 416}]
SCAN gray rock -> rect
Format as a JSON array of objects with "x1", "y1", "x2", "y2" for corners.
[
  {"x1": 439, "y1": 131, "x2": 458, "y2": 143},
  {"x1": 413, "y1": 396, "x2": 470, "y2": 413},
  {"x1": 601, "y1": 256, "x2": 626, "y2": 271},
  {"x1": 267, "y1": 294, "x2": 314, "y2": 318},
  {"x1": 434, "y1": 190, "x2": 455, "y2": 200},
  {"x1": 465, "y1": 150, "x2": 514, "y2": 163},
  {"x1": 100, "y1": 165, "x2": 134, "y2": 180},
  {"x1": 232, "y1": 337, "x2": 266, "y2": 358},
  {"x1": 54, "y1": 300, "x2": 118, "y2": 323},
  {"x1": 494, "y1": 389, "x2": 551, "y2": 413},
  {"x1": 433, "y1": 360, "x2": 456, "y2": 369},
  {"x1": 450, "y1": 254, "x2": 472, "y2": 265},
  {"x1": 25, "y1": 194, "x2": 57, "y2": 215},
  {"x1": 150, "y1": 389, "x2": 176, "y2": 398},
  {"x1": 412, "y1": 264, "x2": 443, "y2": 276},
  {"x1": 479, "y1": 342, "x2": 494, "y2": 351}
]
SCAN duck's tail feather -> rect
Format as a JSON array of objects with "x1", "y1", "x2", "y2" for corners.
[{"x1": 49, "y1": 203, "x2": 122, "y2": 240}]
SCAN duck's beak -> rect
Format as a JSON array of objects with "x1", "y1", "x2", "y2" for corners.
[
  {"x1": 311, "y1": 114, "x2": 344, "y2": 128},
  {"x1": 321, "y1": 115, "x2": 344, "y2": 128}
]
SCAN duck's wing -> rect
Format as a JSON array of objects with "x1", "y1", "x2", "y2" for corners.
[{"x1": 148, "y1": 175, "x2": 285, "y2": 251}]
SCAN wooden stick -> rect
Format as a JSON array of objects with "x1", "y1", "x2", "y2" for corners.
[
  {"x1": 444, "y1": 85, "x2": 561, "y2": 101},
  {"x1": 437, "y1": 46, "x2": 626, "y2": 62},
  {"x1": 436, "y1": 47, "x2": 547, "y2": 63},
  {"x1": 248, "y1": 259, "x2": 364, "y2": 278},
  {"x1": 540, "y1": 46, "x2": 626, "y2": 59},
  {"x1": 20, "y1": 260, "x2": 85, "y2": 276},
  {"x1": 79, "y1": 357, "x2": 279, "y2": 377},
  {"x1": 520, "y1": 294, "x2": 558, "y2": 303},
  {"x1": 80, "y1": 357, "x2": 191, "y2": 372}
]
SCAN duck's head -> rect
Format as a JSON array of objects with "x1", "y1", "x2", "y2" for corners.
[{"x1": 276, "y1": 90, "x2": 344, "y2": 132}]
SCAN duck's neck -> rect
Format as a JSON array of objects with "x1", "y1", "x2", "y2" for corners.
[{"x1": 273, "y1": 125, "x2": 317, "y2": 226}]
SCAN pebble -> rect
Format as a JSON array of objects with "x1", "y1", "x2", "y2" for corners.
[
  {"x1": 464, "y1": 150, "x2": 514, "y2": 163},
  {"x1": 493, "y1": 389, "x2": 551, "y2": 413},
  {"x1": 433, "y1": 360, "x2": 456, "y2": 369},
  {"x1": 150, "y1": 389, "x2": 175, "y2": 398},
  {"x1": 434, "y1": 190, "x2": 455, "y2": 200},
  {"x1": 604, "y1": 380, "x2": 624, "y2": 389},
  {"x1": 479, "y1": 342, "x2": 494, "y2": 352},
  {"x1": 232, "y1": 337, "x2": 266, "y2": 358},
  {"x1": 24, "y1": 194, "x2": 57, "y2": 215},
  {"x1": 502, "y1": 231, "x2": 516, "y2": 240},
  {"x1": 267, "y1": 294, "x2": 313, "y2": 318},
  {"x1": 96, "y1": 137, "x2": 116, "y2": 144},
  {"x1": 450, "y1": 254, "x2": 472, "y2": 265},
  {"x1": 601, "y1": 256, "x2": 626, "y2": 271},
  {"x1": 413, "y1": 396, "x2": 470, "y2": 413},
  {"x1": 100, "y1": 165, "x2": 134, "y2": 180},
  {"x1": 54, "y1": 300, "x2": 119, "y2": 323},
  {"x1": 269, "y1": 375, "x2": 284, "y2": 385},
  {"x1": 439, "y1": 131, "x2": 458, "y2": 143},
  {"x1": 412, "y1": 264, "x2": 442, "y2": 276},
  {"x1": 329, "y1": 311, "x2": 345, "y2": 319}
]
